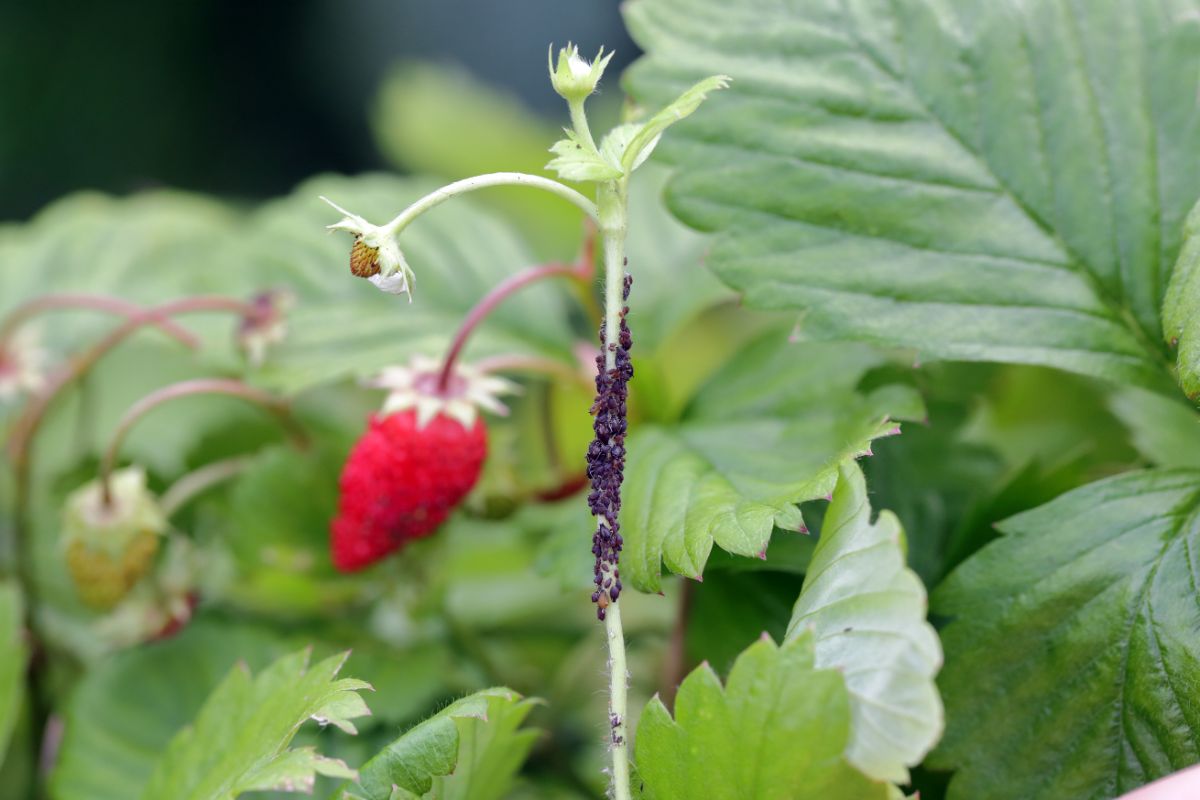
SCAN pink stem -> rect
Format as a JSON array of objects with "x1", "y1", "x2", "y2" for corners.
[
  {"x1": 6, "y1": 295, "x2": 262, "y2": 466},
  {"x1": 0, "y1": 293, "x2": 199, "y2": 349},
  {"x1": 99, "y1": 378, "x2": 304, "y2": 506},
  {"x1": 437, "y1": 227, "x2": 597, "y2": 393}
]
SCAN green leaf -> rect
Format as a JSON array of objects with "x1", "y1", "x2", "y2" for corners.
[
  {"x1": 547, "y1": 130, "x2": 623, "y2": 182},
  {"x1": 622, "y1": 333, "x2": 923, "y2": 592},
  {"x1": 635, "y1": 632, "x2": 889, "y2": 799},
  {"x1": 340, "y1": 688, "x2": 539, "y2": 800},
  {"x1": 1, "y1": 191, "x2": 244, "y2": 321},
  {"x1": 624, "y1": 164, "x2": 732, "y2": 356},
  {"x1": 859, "y1": 377, "x2": 1007, "y2": 584},
  {"x1": 619, "y1": 75, "x2": 730, "y2": 175},
  {"x1": 930, "y1": 469, "x2": 1200, "y2": 799},
  {"x1": 786, "y1": 462, "x2": 942, "y2": 784},
  {"x1": 624, "y1": 0, "x2": 1200, "y2": 395},
  {"x1": 685, "y1": 570, "x2": 804, "y2": 676},
  {"x1": 141, "y1": 648, "x2": 370, "y2": 800},
  {"x1": 1163, "y1": 199, "x2": 1200, "y2": 397},
  {"x1": 216, "y1": 442, "x2": 368, "y2": 617},
  {"x1": 598, "y1": 124, "x2": 645, "y2": 174},
  {"x1": 0, "y1": 581, "x2": 25, "y2": 766},
  {"x1": 1108, "y1": 386, "x2": 1200, "y2": 468},
  {"x1": 51, "y1": 620, "x2": 293, "y2": 800}
]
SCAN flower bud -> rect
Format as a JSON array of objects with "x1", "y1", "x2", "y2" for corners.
[
  {"x1": 549, "y1": 43, "x2": 614, "y2": 103},
  {"x1": 236, "y1": 289, "x2": 294, "y2": 367},
  {"x1": 62, "y1": 467, "x2": 166, "y2": 610}
]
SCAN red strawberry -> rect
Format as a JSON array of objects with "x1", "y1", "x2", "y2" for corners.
[{"x1": 331, "y1": 409, "x2": 488, "y2": 571}]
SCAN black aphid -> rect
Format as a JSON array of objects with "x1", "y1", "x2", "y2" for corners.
[{"x1": 588, "y1": 271, "x2": 633, "y2": 620}]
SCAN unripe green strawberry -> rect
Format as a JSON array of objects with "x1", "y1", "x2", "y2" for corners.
[{"x1": 62, "y1": 467, "x2": 166, "y2": 610}]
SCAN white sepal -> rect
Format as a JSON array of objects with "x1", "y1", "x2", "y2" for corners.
[
  {"x1": 320, "y1": 196, "x2": 416, "y2": 301},
  {"x1": 366, "y1": 355, "x2": 519, "y2": 428}
]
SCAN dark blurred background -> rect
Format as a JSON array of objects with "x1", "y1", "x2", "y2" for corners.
[{"x1": 0, "y1": 0, "x2": 638, "y2": 221}]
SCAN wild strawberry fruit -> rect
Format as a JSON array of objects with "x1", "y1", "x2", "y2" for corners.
[
  {"x1": 93, "y1": 534, "x2": 201, "y2": 648},
  {"x1": 62, "y1": 467, "x2": 166, "y2": 610},
  {"x1": 330, "y1": 356, "x2": 515, "y2": 572}
]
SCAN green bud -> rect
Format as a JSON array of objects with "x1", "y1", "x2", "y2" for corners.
[{"x1": 549, "y1": 43, "x2": 613, "y2": 102}]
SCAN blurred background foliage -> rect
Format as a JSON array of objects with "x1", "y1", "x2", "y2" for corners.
[
  {"x1": 0, "y1": 0, "x2": 635, "y2": 224},
  {"x1": 2, "y1": 3, "x2": 1196, "y2": 799}
]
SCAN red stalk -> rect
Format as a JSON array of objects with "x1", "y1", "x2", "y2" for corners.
[
  {"x1": 436, "y1": 226, "x2": 596, "y2": 393},
  {"x1": 98, "y1": 378, "x2": 304, "y2": 506}
]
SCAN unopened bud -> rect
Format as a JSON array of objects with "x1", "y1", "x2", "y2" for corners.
[
  {"x1": 549, "y1": 43, "x2": 613, "y2": 103},
  {"x1": 237, "y1": 289, "x2": 294, "y2": 367}
]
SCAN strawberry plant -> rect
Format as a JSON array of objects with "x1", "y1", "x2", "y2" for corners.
[{"x1": 2, "y1": 1, "x2": 1200, "y2": 799}]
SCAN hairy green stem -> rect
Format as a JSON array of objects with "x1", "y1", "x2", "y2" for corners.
[
  {"x1": 598, "y1": 179, "x2": 632, "y2": 800},
  {"x1": 383, "y1": 172, "x2": 599, "y2": 235},
  {"x1": 569, "y1": 98, "x2": 599, "y2": 153}
]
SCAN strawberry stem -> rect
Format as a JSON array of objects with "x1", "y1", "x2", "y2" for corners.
[
  {"x1": 383, "y1": 172, "x2": 600, "y2": 236},
  {"x1": 6, "y1": 294, "x2": 261, "y2": 468},
  {"x1": 98, "y1": 378, "x2": 305, "y2": 506},
  {"x1": 436, "y1": 227, "x2": 596, "y2": 394},
  {"x1": 0, "y1": 292, "x2": 199, "y2": 350},
  {"x1": 159, "y1": 455, "x2": 255, "y2": 517},
  {"x1": 596, "y1": 181, "x2": 633, "y2": 799},
  {"x1": 3, "y1": 293, "x2": 274, "y2": 614}
]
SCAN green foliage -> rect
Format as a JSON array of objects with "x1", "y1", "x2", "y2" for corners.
[
  {"x1": 1163, "y1": 200, "x2": 1200, "y2": 397},
  {"x1": 52, "y1": 622, "x2": 293, "y2": 800},
  {"x1": 0, "y1": 581, "x2": 24, "y2": 766},
  {"x1": 12, "y1": 6, "x2": 1200, "y2": 797},
  {"x1": 140, "y1": 648, "x2": 369, "y2": 800},
  {"x1": 340, "y1": 688, "x2": 539, "y2": 800},
  {"x1": 619, "y1": 76, "x2": 729, "y2": 176},
  {"x1": 621, "y1": 333, "x2": 923, "y2": 592},
  {"x1": 624, "y1": 0, "x2": 1200, "y2": 396},
  {"x1": 635, "y1": 632, "x2": 889, "y2": 799},
  {"x1": 0, "y1": 191, "x2": 244, "y2": 320},
  {"x1": 931, "y1": 469, "x2": 1200, "y2": 799},
  {"x1": 787, "y1": 462, "x2": 942, "y2": 784},
  {"x1": 684, "y1": 570, "x2": 802, "y2": 677},
  {"x1": 1108, "y1": 386, "x2": 1200, "y2": 469},
  {"x1": 215, "y1": 443, "x2": 365, "y2": 617},
  {"x1": 626, "y1": 1, "x2": 1200, "y2": 796},
  {"x1": 547, "y1": 130, "x2": 623, "y2": 183}
]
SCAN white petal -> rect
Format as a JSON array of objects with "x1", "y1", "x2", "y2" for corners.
[{"x1": 368, "y1": 271, "x2": 412, "y2": 298}]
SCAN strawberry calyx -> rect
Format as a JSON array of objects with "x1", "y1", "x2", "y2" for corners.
[{"x1": 365, "y1": 354, "x2": 518, "y2": 429}]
